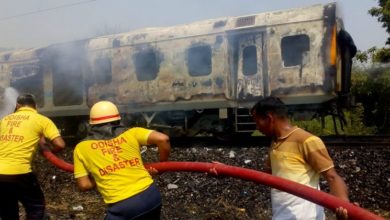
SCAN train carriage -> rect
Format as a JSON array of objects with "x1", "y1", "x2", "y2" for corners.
[{"x1": 0, "y1": 2, "x2": 355, "y2": 137}]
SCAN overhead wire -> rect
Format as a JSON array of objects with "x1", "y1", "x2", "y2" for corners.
[{"x1": 0, "y1": 0, "x2": 97, "y2": 22}]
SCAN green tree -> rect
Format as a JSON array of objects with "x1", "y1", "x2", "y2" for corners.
[
  {"x1": 356, "y1": 0, "x2": 390, "y2": 63},
  {"x1": 350, "y1": 67, "x2": 390, "y2": 134},
  {"x1": 355, "y1": 46, "x2": 390, "y2": 63},
  {"x1": 369, "y1": 0, "x2": 390, "y2": 45}
]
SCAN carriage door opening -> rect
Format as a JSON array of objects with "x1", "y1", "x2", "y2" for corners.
[
  {"x1": 237, "y1": 33, "x2": 264, "y2": 100},
  {"x1": 235, "y1": 33, "x2": 264, "y2": 133}
]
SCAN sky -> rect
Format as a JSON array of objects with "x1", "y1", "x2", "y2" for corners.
[{"x1": 0, "y1": 0, "x2": 387, "y2": 51}]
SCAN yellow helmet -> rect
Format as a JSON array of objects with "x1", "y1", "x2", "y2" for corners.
[{"x1": 89, "y1": 101, "x2": 121, "y2": 125}]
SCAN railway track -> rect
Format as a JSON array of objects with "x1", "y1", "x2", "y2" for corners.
[
  {"x1": 169, "y1": 135, "x2": 390, "y2": 147},
  {"x1": 320, "y1": 135, "x2": 390, "y2": 146},
  {"x1": 62, "y1": 135, "x2": 390, "y2": 149}
]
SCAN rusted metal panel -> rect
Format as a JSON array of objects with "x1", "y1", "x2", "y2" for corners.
[
  {"x1": 266, "y1": 20, "x2": 331, "y2": 100},
  {"x1": 85, "y1": 3, "x2": 336, "y2": 109},
  {"x1": 87, "y1": 33, "x2": 231, "y2": 110}
]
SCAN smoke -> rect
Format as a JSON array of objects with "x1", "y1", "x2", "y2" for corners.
[
  {"x1": 0, "y1": 87, "x2": 19, "y2": 119},
  {"x1": 336, "y1": 1, "x2": 345, "y2": 21}
]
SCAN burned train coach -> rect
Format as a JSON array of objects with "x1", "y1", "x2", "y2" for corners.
[{"x1": 0, "y1": 3, "x2": 355, "y2": 137}]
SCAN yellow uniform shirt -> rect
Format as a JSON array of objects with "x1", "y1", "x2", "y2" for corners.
[
  {"x1": 73, "y1": 127, "x2": 154, "y2": 204},
  {"x1": 0, "y1": 107, "x2": 61, "y2": 174}
]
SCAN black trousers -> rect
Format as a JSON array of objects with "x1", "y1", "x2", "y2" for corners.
[{"x1": 0, "y1": 172, "x2": 45, "y2": 220}]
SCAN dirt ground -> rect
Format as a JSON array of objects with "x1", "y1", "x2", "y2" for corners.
[{"x1": 29, "y1": 144, "x2": 390, "y2": 220}]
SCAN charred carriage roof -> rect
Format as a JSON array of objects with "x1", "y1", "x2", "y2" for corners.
[{"x1": 86, "y1": 3, "x2": 335, "y2": 50}]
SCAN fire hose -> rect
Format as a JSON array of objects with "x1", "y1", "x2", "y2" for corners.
[{"x1": 40, "y1": 148, "x2": 384, "y2": 220}]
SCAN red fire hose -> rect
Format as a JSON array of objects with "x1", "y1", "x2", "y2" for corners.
[{"x1": 40, "y1": 149, "x2": 384, "y2": 220}]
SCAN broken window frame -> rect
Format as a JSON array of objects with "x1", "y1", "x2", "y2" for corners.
[
  {"x1": 281, "y1": 34, "x2": 310, "y2": 67},
  {"x1": 51, "y1": 57, "x2": 84, "y2": 106},
  {"x1": 94, "y1": 57, "x2": 112, "y2": 85},
  {"x1": 242, "y1": 45, "x2": 258, "y2": 75},
  {"x1": 133, "y1": 48, "x2": 159, "y2": 81},
  {"x1": 186, "y1": 45, "x2": 212, "y2": 77},
  {"x1": 10, "y1": 63, "x2": 44, "y2": 107}
]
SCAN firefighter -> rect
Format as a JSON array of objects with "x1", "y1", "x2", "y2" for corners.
[
  {"x1": 0, "y1": 93, "x2": 66, "y2": 219},
  {"x1": 73, "y1": 101, "x2": 171, "y2": 220}
]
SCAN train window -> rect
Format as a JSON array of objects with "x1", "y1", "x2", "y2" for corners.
[
  {"x1": 94, "y1": 58, "x2": 112, "y2": 84},
  {"x1": 133, "y1": 49, "x2": 158, "y2": 81},
  {"x1": 10, "y1": 64, "x2": 44, "y2": 107},
  {"x1": 51, "y1": 56, "x2": 84, "y2": 106},
  {"x1": 187, "y1": 45, "x2": 212, "y2": 76},
  {"x1": 243, "y1": 45, "x2": 257, "y2": 75},
  {"x1": 281, "y1": 34, "x2": 310, "y2": 67}
]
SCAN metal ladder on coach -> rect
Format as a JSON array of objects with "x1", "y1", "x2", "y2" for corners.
[{"x1": 234, "y1": 108, "x2": 256, "y2": 133}]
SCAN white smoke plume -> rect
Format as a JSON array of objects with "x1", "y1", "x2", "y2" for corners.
[{"x1": 0, "y1": 87, "x2": 19, "y2": 119}]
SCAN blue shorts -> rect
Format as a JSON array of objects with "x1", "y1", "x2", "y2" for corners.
[{"x1": 105, "y1": 183, "x2": 162, "y2": 220}]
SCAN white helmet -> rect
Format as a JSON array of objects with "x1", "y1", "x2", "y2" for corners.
[{"x1": 89, "y1": 101, "x2": 121, "y2": 125}]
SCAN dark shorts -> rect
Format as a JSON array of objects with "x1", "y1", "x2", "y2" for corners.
[
  {"x1": 105, "y1": 183, "x2": 162, "y2": 220},
  {"x1": 0, "y1": 172, "x2": 45, "y2": 220}
]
